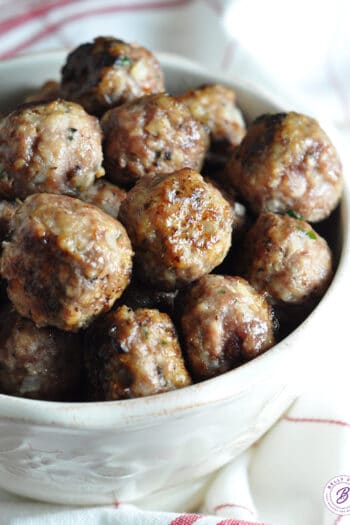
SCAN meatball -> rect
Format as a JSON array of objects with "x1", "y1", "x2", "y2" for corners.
[
  {"x1": 226, "y1": 112, "x2": 343, "y2": 222},
  {"x1": 79, "y1": 179, "x2": 126, "y2": 218},
  {"x1": 0, "y1": 303, "x2": 83, "y2": 400},
  {"x1": 119, "y1": 168, "x2": 234, "y2": 290},
  {"x1": 25, "y1": 80, "x2": 60, "y2": 103},
  {"x1": 0, "y1": 99, "x2": 104, "y2": 200},
  {"x1": 101, "y1": 93, "x2": 209, "y2": 186},
  {"x1": 242, "y1": 212, "x2": 333, "y2": 305},
  {"x1": 1, "y1": 193, "x2": 133, "y2": 331},
  {"x1": 85, "y1": 305, "x2": 191, "y2": 400},
  {"x1": 61, "y1": 36, "x2": 164, "y2": 116},
  {"x1": 180, "y1": 275, "x2": 275, "y2": 380},
  {"x1": 178, "y1": 84, "x2": 245, "y2": 158},
  {"x1": 0, "y1": 200, "x2": 18, "y2": 242}
]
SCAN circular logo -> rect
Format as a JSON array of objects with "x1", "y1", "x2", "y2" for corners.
[{"x1": 324, "y1": 475, "x2": 350, "y2": 515}]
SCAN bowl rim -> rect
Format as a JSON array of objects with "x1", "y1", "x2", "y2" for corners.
[{"x1": 0, "y1": 50, "x2": 349, "y2": 428}]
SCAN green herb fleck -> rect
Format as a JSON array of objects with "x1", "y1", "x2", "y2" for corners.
[
  {"x1": 160, "y1": 340, "x2": 167, "y2": 346},
  {"x1": 115, "y1": 55, "x2": 131, "y2": 67},
  {"x1": 143, "y1": 328, "x2": 149, "y2": 339},
  {"x1": 297, "y1": 225, "x2": 317, "y2": 240},
  {"x1": 286, "y1": 210, "x2": 304, "y2": 220},
  {"x1": 67, "y1": 127, "x2": 78, "y2": 141},
  {"x1": 217, "y1": 289, "x2": 226, "y2": 294}
]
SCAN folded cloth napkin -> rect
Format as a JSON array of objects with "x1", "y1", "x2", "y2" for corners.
[{"x1": 0, "y1": 0, "x2": 349, "y2": 523}]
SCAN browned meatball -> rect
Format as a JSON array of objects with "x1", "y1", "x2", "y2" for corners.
[
  {"x1": 226, "y1": 112, "x2": 343, "y2": 222},
  {"x1": 61, "y1": 36, "x2": 164, "y2": 116},
  {"x1": 0, "y1": 200, "x2": 18, "y2": 242},
  {"x1": 119, "y1": 168, "x2": 233, "y2": 290},
  {"x1": 1, "y1": 193, "x2": 133, "y2": 331},
  {"x1": 243, "y1": 212, "x2": 332, "y2": 305},
  {"x1": 101, "y1": 93, "x2": 209, "y2": 186},
  {"x1": 0, "y1": 303, "x2": 83, "y2": 400},
  {"x1": 25, "y1": 80, "x2": 60, "y2": 103},
  {"x1": 178, "y1": 84, "x2": 245, "y2": 158},
  {"x1": 180, "y1": 275, "x2": 275, "y2": 380},
  {"x1": 85, "y1": 305, "x2": 191, "y2": 400},
  {"x1": 79, "y1": 179, "x2": 126, "y2": 218},
  {"x1": 0, "y1": 99, "x2": 104, "y2": 200}
]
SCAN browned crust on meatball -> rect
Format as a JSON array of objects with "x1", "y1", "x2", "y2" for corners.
[
  {"x1": 0, "y1": 99, "x2": 105, "y2": 200},
  {"x1": 85, "y1": 305, "x2": 191, "y2": 400},
  {"x1": 180, "y1": 274, "x2": 275, "y2": 380},
  {"x1": 178, "y1": 83, "x2": 246, "y2": 156},
  {"x1": 101, "y1": 93, "x2": 209, "y2": 186},
  {"x1": 79, "y1": 179, "x2": 126, "y2": 218},
  {"x1": 61, "y1": 37, "x2": 164, "y2": 116},
  {"x1": 243, "y1": 212, "x2": 333, "y2": 305},
  {"x1": 24, "y1": 80, "x2": 60, "y2": 103},
  {"x1": 226, "y1": 112, "x2": 343, "y2": 222},
  {"x1": 0, "y1": 200, "x2": 18, "y2": 242},
  {"x1": 119, "y1": 168, "x2": 234, "y2": 290},
  {"x1": 1, "y1": 193, "x2": 133, "y2": 331},
  {"x1": 0, "y1": 303, "x2": 83, "y2": 400}
]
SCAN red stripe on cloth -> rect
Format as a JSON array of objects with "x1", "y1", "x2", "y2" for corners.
[
  {"x1": 214, "y1": 503, "x2": 255, "y2": 517},
  {"x1": 169, "y1": 514, "x2": 202, "y2": 525},
  {"x1": 0, "y1": 0, "x2": 80, "y2": 34},
  {"x1": 0, "y1": 0, "x2": 191, "y2": 59},
  {"x1": 216, "y1": 519, "x2": 266, "y2": 525},
  {"x1": 284, "y1": 416, "x2": 350, "y2": 428},
  {"x1": 334, "y1": 516, "x2": 343, "y2": 525}
]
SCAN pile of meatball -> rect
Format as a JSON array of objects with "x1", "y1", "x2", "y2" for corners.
[{"x1": 0, "y1": 36, "x2": 343, "y2": 402}]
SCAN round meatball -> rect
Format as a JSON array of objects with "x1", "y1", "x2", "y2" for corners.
[
  {"x1": 226, "y1": 112, "x2": 343, "y2": 222},
  {"x1": 101, "y1": 93, "x2": 209, "y2": 186},
  {"x1": 119, "y1": 168, "x2": 234, "y2": 290},
  {"x1": 79, "y1": 179, "x2": 126, "y2": 218},
  {"x1": 0, "y1": 200, "x2": 18, "y2": 242},
  {"x1": 0, "y1": 99, "x2": 104, "y2": 200},
  {"x1": 0, "y1": 303, "x2": 83, "y2": 400},
  {"x1": 243, "y1": 212, "x2": 332, "y2": 305},
  {"x1": 61, "y1": 36, "x2": 164, "y2": 116},
  {"x1": 180, "y1": 275, "x2": 275, "y2": 380},
  {"x1": 85, "y1": 305, "x2": 191, "y2": 400},
  {"x1": 1, "y1": 193, "x2": 133, "y2": 331},
  {"x1": 178, "y1": 84, "x2": 245, "y2": 158},
  {"x1": 25, "y1": 80, "x2": 60, "y2": 103}
]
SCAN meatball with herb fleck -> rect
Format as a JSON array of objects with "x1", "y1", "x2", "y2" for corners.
[
  {"x1": 0, "y1": 303, "x2": 83, "y2": 401},
  {"x1": 226, "y1": 112, "x2": 343, "y2": 222},
  {"x1": 85, "y1": 305, "x2": 191, "y2": 400},
  {"x1": 101, "y1": 93, "x2": 209, "y2": 186},
  {"x1": 119, "y1": 168, "x2": 233, "y2": 290},
  {"x1": 80, "y1": 178, "x2": 126, "y2": 218},
  {"x1": 180, "y1": 274, "x2": 275, "y2": 380},
  {"x1": 1, "y1": 193, "x2": 133, "y2": 331},
  {"x1": 61, "y1": 36, "x2": 164, "y2": 116},
  {"x1": 178, "y1": 83, "x2": 246, "y2": 159},
  {"x1": 242, "y1": 212, "x2": 333, "y2": 306},
  {"x1": 0, "y1": 99, "x2": 104, "y2": 200}
]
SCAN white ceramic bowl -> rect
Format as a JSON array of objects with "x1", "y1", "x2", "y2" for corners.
[{"x1": 0, "y1": 51, "x2": 349, "y2": 510}]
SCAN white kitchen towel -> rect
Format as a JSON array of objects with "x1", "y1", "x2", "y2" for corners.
[{"x1": 0, "y1": 1, "x2": 349, "y2": 524}]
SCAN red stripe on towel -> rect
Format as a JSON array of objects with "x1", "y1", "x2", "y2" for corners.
[
  {"x1": 169, "y1": 514, "x2": 202, "y2": 525},
  {"x1": 284, "y1": 415, "x2": 350, "y2": 428},
  {"x1": 214, "y1": 503, "x2": 255, "y2": 517}
]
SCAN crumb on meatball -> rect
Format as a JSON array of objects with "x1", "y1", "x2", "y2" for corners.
[
  {"x1": 226, "y1": 112, "x2": 343, "y2": 222},
  {"x1": 101, "y1": 93, "x2": 209, "y2": 186},
  {"x1": 61, "y1": 36, "x2": 164, "y2": 116},
  {"x1": 119, "y1": 168, "x2": 234, "y2": 290},
  {"x1": 85, "y1": 305, "x2": 191, "y2": 400},
  {"x1": 243, "y1": 212, "x2": 333, "y2": 305},
  {"x1": 0, "y1": 99, "x2": 105, "y2": 200},
  {"x1": 178, "y1": 83, "x2": 245, "y2": 158},
  {"x1": 1, "y1": 193, "x2": 133, "y2": 331},
  {"x1": 79, "y1": 179, "x2": 126, "y2": 218},
  {"x1": 0, "y1": 303, "x2": 83, "y2": 400},
  {"x1": 180, "y1": 274, "x2": 275, "y2": 380}
]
